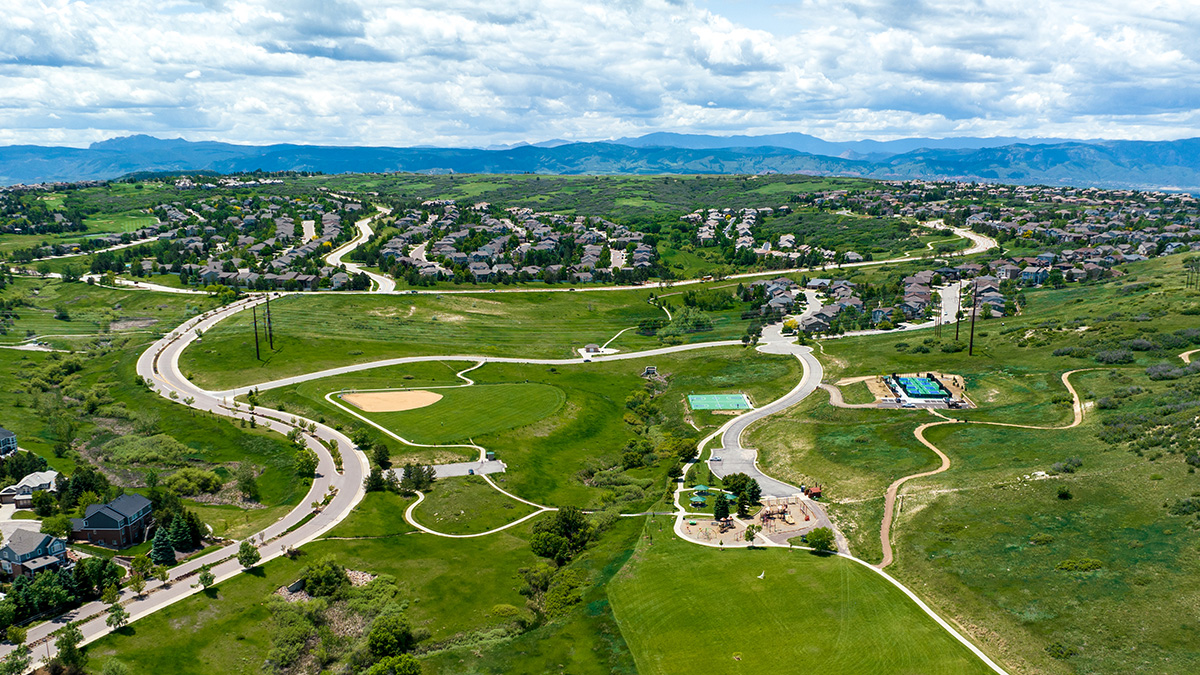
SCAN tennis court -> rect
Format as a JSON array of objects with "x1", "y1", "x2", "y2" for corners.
[
  {"x1": 895, "y1": 376, "x2": 949, "y2": 399},
  {"x1": 688, "y1": 394, "x2": 752, "y2": 410}
]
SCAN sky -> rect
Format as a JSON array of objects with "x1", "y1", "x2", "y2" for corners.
[{"x1": 3, "y1": 0, "x2": 1200, "y2": 147}]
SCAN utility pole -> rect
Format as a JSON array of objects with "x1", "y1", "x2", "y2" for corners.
[
  {"x1": 954, "y1": 277, "x2": 962, "y2": 341},
  {"x1": 264, "y1": 294, "x2": 274, "y2": 350},
  {"x1": 967, "y1": 279, "x2": 979, "y2": 356},
  {"x1": 253, "y1": 305, "x2": 261, "y2": 361}
]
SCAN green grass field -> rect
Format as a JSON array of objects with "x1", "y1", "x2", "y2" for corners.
[
  {"x1": 412, "y1": 475, "x2": 541, "y2": 534},
  {"x1": 349, "y1": 382, "x2": 566, "y2": 445},
  {"x1": 608, "y1": 521, "x2": 996, "y2": 675},
  {"x1": 180, "y1": 289, "x2": 752, "y2": 390}
]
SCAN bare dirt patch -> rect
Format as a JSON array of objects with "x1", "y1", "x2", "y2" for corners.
[
  {"x1": 342, "y1": 389, "x2": 443, "y2": 412},
  {"x1": 110, "y1": 317, "x2": 159, "y2": 331}
]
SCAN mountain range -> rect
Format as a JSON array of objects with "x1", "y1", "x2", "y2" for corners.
[{"x1": 3, "y1": 133, "x2": 1200, "y2": 192}]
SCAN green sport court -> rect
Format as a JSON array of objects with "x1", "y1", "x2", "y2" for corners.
[{"x1": 688, "y1": 394, "x2": 752, "y2": 410}]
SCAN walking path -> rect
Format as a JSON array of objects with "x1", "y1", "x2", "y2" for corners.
[
  {"x1": 877, "y1": 369, "x2": 1092, "y2": 569},
  {"x1": 1, "y1": 219, "x2": 1002, "y2": 672},
  {"x1": 1180, "y1": 348, "x2": 1199, "y2": 364}
]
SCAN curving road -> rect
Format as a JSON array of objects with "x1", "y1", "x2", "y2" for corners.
[
  {"x1": 0, "y1": 219, "x2": 999, "y2": 669},
  {"x1": 324, "y1": 208, "x2": 395, "y2": 292}
]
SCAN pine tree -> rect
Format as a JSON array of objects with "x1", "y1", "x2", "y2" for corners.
[
  {"x1": 713, "y1": 496, "x2": 730, "y2": 520},
  {"x1": 150, "y1": 526, "x2": 175, "y2": 566},
  {"x1": 168, "y1": 516, "x2": 190, "y2": 552},
  {"x1": 736, "y1": 492, "x2": 750, "y2": 518}
]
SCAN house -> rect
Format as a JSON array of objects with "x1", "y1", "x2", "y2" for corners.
[
  {"x1": 1020, "y1": 267, "x2": 1050, "y2": 285},
  {"x1": 0, "y1": 428, "x2": 15, "y2": 455},
  {"x1": 0, "y1": 530, "x2": 67, "y2": 578},
  {"x1": 584, "y1": 344, "x2": 601, "y2": 354},
  {"x1": 0, "y1": 470, "x2": 59, "y2": 508},
  {"x1": 70, "y1": 494, "x2": 153, "y2": 549}
]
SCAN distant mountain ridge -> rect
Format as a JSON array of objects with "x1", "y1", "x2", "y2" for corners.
[{"x1": 2, "y1": 133, "x2": 1199, "y2": 192}]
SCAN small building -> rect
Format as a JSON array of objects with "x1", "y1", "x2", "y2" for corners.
[
  {"x1": 583, "y1": 344, "x2": 601, "y2": 354},
  {"x1": 0, "y1": 470, "x2": 59, "y2": 508},
  {"x1": 0, "y1": 428, "x2": 15, "y2": 455},
  {"x1": 0, "y1": 529, "x2": 67, "y2": 578},
  {"x1": 70, "y1": 494, "x2": 153, "y2": 549}
]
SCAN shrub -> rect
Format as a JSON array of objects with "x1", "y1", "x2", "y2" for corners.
[
  {"x1": 1029, "y1": 533, "x2": 1053, "y2": 546},
  {"x1": 910, "y1": 344, "x2": 930, "y2": 353},
  {"x1": 1045, "y1": 641, "x2": 1079, "y2": 659},
  {"x1": 1055, "y1": 558, "x2": 1102, "y2": 572},
  {"x1": 1056, "y1": 485, "x2": 1073, "y2": 500},
  {"x1": 1094, "y1": 349, "x2": 1134, "y2": 364},
  {"x1": 162, "y1": 468, "x2": 223, "y2": 495},
  {"x1": 1166, "y1": 497, "x2": 1200, "y2": 517},
  {"x1": 940, "y1": 342, "x2": 966, "y2": 353}
]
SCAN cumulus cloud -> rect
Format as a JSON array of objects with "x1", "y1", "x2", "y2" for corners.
[{"x1": 1, "y1": 0, "x2": 1199, "y2": 146}]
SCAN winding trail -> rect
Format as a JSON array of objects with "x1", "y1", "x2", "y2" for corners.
[
  {"x1": 877, "y1": 369, "x2": 1093, "y2": 569},
  {"x1": 1, "y1": 219, "x2": 1001, "y2": 671},
  {"x1": 324, "y1": 207, "x2": 395, "y2": 292},
  {"x1": 1180, "y1": 348, "x2": 1199, "y2": 364}
]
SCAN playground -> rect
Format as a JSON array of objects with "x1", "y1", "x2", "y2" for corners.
[{"x1": 687, "y1": 393, "x2": 752, "y2": 410}]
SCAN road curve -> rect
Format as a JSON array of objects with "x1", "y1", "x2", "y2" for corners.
[
  {"x1": 877, "y1": 369, "x2": 1092, "y2": 569},
  {"x1": 2, "y1": 296, "x2": 372, "y2": 668},
  {"x1": 325, "y1": 207, "x2": 396, "y2": 292}
]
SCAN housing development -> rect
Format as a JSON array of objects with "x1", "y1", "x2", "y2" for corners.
[{"x1": 0, "y1": 171, "x2": 1196, "y2": 675}]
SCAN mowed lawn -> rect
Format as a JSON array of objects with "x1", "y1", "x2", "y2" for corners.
[
  {"x1": 354, "y1": 382, "x2": 566, "y2": 445},
  {"x1": 608, "y1": 529, "x2": 996, "y2": 675}
]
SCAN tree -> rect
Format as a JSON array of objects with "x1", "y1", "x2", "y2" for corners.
[
  {"x1": 128, "y1": 573, "x2": 146, "y2": 598},
  {"x1": 0, "y1": 646, "x2": 29, "y2": 675},
  {"x1": 235, "y1": 463, "x2": 259, "y2": 501},
  {"x1": 530, "y1": 507, "x2": 592, "y2": 564},
  {"x1": 367, "y1": 615, "x2": 417, "y2": 658},
  {"x1": 713, "y1": 496, "x2": 730, "y2": 521},
  {"x1": 40, "y1": 514, "x2": 73, "y2": 538},
  {"x1": 31, "y1": 490, "x2": 56, "y2": 517},
  {"x1": 365, "y1": 654, "x2": 421, "y2": 675},
  {"x1": 744, "y1": 524, "x2": 761, "y2": 547},
  {"x1": 101, "y1": 583, "x2": 120, "y2": 606},
  {"x1": 130, "y1": 555, "x2": 153, "y2": 579},
  {"x1": 105, "y1": 602, "x2": 129, "y2": 630},
  {"x1": 5, "y1": 625, "x2": 26, "y2": 645},
  {"x1": 806, "y1": 526, "x2": 835, "y2": 553},
  {"x1": 372, "y1": 443, "x2": 392, "y2": 471},
  {"x1": 197, "y1": 564, "x2": 215, "y2": 589},
  {"x1": 169, "y1": 511, "x2": 189, "y2": 550},
  {"x1": 54, "y1": 622, "x2": 86, "y2": 670},
  {"x1": 364, "y1": 466, "x2": 387, "y2": 493},
  {"x1": 237, "y1": 540, "x2": 261, "y2": 568},
  {"x1": 736, "y1": 492, "x2": 750, "y2": 518},
  {"x1": 302, "y1": 556, "x2": 348, "y2": 597},
  {"x1": 154, "y1": 566, "x2": 170, "y2": 586},
  {"x1": 150, "y1": 525, "x2": 175, "y2": 566},
  {"x1": 295, "y1": 447, "x2": 318, "y2": 478}
]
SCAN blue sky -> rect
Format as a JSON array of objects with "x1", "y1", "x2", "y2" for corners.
[{"x1": 2, "y1": 0, "x2": 1199, "y2": 147}]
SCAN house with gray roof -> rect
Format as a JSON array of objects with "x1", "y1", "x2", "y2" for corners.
[
  {"x1": 0, "y1": 529, "x2": 67, "y2": 578},
  {"x1": 70, "y1": 493, "x2": 153, "y2": 549},
  {"x1": 0, "y1": 428, "x2": 15, "y2": 455},
  {"x1": 0, "y1": 470, "x2": 58, "y2": 508}
]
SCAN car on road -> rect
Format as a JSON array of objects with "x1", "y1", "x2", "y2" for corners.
[
  {"x1": 710, "y1": 456, "x2": 722, "y2": 462},
  {"x1": 901, "y1": 402, "x2": 916, "y2": 408}
]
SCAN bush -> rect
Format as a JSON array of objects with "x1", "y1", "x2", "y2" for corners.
[
  {"x1": 367, "y1": 614, "x2": 417, "y2": 658},
  {"x1": 1056, "y1": 485, "x2": 1073, "y2": 500},
  {"x1": 302, "y1": 556, "x2": 349, "y2": 597},
  {"x1": 1055, "y1": 558, "x2": 1102, "y2": 572},
  {"x1": 939, "y1": 342, "x2": 966, "y2": 353},
  {"x1": 1094, "y1": 349, "x2": 1134, "y2": 364},
  {"x1": 162, "y1": 468, "x2": 223, "y2": 495},
  {"x1": 1029, "y1": 533, "x2": 1053, "y2": 546},
  {"x1": 1045, "y1": 641, "x2": 1079, "y2": 659},
  {"x1": 910, "y1": 344, "x2": 930, "y2": 353},
  {"x1": 805, "y1": 527, "x2": 836, "y2": 552}
]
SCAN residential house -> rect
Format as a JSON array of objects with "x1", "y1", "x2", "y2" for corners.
[
  {"x1": 0, "y1": 470, "x2": 59, "y2": 508},
  {"x1": 70, "y1": 494, "x2": 153, "y2": 549},
  {"x1": 0, "y1": 428, "x2": 15, "y2": 455},
  {"x1": 0, "y1": 530, "x2": 68, "y2": 578}
]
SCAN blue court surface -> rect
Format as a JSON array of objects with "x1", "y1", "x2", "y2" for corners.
[
  {"x1": 896, "y1": 377, "x2": 948, "y2": 399},
  {"x1": 688, "y1": 394, "x2": 752, "y2": 410}
]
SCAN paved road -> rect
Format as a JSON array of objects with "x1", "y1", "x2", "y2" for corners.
[
  {"x1": 325, "y1": 208, "x2": 395, "y2": 292},
  {"x1": 2, "y1": 296, "x2": 371, "y2": 668}
]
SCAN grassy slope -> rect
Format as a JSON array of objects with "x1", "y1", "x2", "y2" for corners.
[
  {"x1": 745, "y1": 256, "x2": 1200, "y2": 673},
  {"x1": 608, "y1": 519, "x2": 995, "y2": 675},
  {"x1": 180, "y1": 289, "x2": 747, "y2": 390}
]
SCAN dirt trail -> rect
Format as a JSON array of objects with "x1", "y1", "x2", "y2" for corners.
[
  {"x1": 876, "y1": 369, "x2": 1091, "y2": 569},
  {"x1": 1181, "y1": 349, "x2": 1199, "y2": 364}
]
